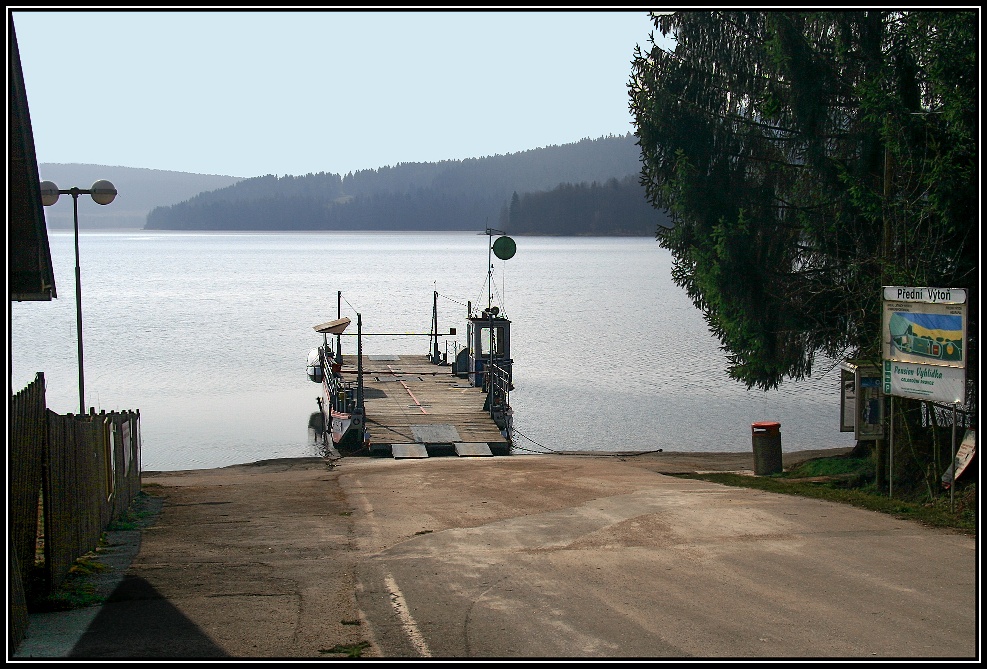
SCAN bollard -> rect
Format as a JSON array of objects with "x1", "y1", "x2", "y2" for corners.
[{"x1": 752, "y1": 421, "x2": 782, "y2": 475}]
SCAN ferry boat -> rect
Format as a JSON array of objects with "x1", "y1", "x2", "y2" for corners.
[{"x1": 306, "y1": 230, "x2": 516, "y2": 457}]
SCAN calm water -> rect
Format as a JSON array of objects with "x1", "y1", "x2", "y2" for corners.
[{"x1": 9, "y1": 231, "x2": 854, "y2": 471}]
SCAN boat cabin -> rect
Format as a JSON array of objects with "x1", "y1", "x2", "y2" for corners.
[{"x1": 459, "y1": 306, "x2": 512, "y2": 389}]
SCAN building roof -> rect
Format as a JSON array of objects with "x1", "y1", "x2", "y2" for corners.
[{"x1": 8, "y1": 14, "x2": 56, "y2": 301}]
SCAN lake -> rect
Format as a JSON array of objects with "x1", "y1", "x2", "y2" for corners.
[{"x1": 9, "y1": 230, "x2": 855, "y2": 471}]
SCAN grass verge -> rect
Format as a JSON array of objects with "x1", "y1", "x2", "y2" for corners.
[
  {"x1": 106, "y1": 490, "x2": 160, "y2": 531},
  {"x1": 27, "y1": 550, "x2": 110, "y2": 612},
  {"x1": 27, "y1": 490, "x2": 163, "y2": 612}
]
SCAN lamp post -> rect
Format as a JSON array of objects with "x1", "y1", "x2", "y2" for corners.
[{"x1": 39, "y1": 179, "x2": 117, "y2": 415}]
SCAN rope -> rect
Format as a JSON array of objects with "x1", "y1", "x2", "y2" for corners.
[
  {"x1": 511, "y1": 428, "x2": 663, "y2": 457},
  {"x1": 342, "y1": 295, "x2": 361, "y2": 314},
  {"x1": 473, "y1": 277, "x2": 489, "y2": 313},
  {"x1": 490, "y1": 270, "x2": 508, "y2": 318},
  {"x1": 436, "y1": 292, "x2": 469, "y2": 308},
  {"x1": 470, "y1": 266, "x2": 511, "y2": 317}
]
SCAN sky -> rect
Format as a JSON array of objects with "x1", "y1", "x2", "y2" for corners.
[{"x1": 11, "y1": 8, "x2": 672, "y2": 179}]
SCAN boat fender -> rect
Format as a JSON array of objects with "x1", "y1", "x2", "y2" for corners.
[{"x1": 306, "y1": 348, "x2": 324, "y2": 383}]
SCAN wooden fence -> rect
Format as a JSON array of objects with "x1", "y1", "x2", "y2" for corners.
[{"x1": 8, "y1": 372, "x2": 142, "y2": 652}]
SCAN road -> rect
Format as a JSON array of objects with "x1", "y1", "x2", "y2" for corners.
[
  {"x1": 342, "y1": 453, "x2": 976, "y2": 658},
  {"x1": 14, "y1": 450, "x2": 977, "y2": 660}
]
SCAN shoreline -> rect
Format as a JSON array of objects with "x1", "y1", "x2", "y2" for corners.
[{"x1": 140, "y1": 446, "x2": 855, "y2": 477}]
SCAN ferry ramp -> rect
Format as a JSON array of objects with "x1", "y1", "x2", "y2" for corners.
[{"x1": 340, "y1": 354, "x2": 510, "y2": 458}]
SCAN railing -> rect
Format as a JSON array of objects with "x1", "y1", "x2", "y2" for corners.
[
  {"x1": 8, "y1": 372, "x2": 142, "y2": 652},
  {"x1": 486, "y1": 361, "x2": 513, "y2": 432},
  {"x1": 319, "y1": 345, "x2": 358, "y2": 415}
]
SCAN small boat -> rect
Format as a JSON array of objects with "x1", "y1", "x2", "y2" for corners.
[
  {"x1": 308, "y1": 316, "x2": 368, "y2": 453},
  {"x1": 307, "y1": 229, "x2": 516, "y2": 457}
]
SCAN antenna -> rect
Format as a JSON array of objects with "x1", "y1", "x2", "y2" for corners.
[
  {"x1": 485, "y1": 227, "x2": 499, "y2": 310},
  {"x1": 484, "y1": 227, "x2": 516, "y2": 312}
]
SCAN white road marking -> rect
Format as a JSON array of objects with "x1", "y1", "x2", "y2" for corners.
[{"x1": 384, "y1": 572, "x2": 431, "y2": 657}]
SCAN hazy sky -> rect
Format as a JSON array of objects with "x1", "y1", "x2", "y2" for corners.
[{"x1": 11, "y1": 9, "x2": 671, "y2": 179}]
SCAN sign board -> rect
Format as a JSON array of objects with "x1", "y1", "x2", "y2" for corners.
[
  {"x1": 882, "y1": 286, "x2": 967, "y2": 304},
  {"x1": 841, "y1": 361, "x2": 884, "y2": 440},
  {"x1": 942, "y1": 428, "x2": 976, "y2": 489},
  {"x1": 840, "y1": 367, "x2": 856, "y2": 433},
  {"x1": 883, "y1": 360, "x2": 966, "y2": 403},
  {"x1": 882, "y1": 286, "x2": 967, "y2": 403},
  {"x1": 882, "y1": 287, "x2": 967, "y2": 368},
  {"x1": 856, "y1": 372, "x2": 885, "y2": 440}
]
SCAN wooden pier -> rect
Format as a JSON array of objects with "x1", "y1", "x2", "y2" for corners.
[{"x1": 340, "y1": 353, "x2": 511, "y2": 458}]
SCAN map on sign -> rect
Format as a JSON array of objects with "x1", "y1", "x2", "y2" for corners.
[
  {"x1": 887, "y1": 312, "x2": 963, "y2": 363},
  {"x1": 883, "y1": 297, "x2": 966, "y2": 368}
]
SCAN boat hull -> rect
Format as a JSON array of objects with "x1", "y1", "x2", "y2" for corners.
[
  {"x1": 309, "y1": 343, "x2": 369, "y2": 454},
  {"x1": 329, "y1": 408, "x2": 367, "y2": 453}
]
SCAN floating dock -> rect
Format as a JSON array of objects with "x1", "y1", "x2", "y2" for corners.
[
  {"x1": 310, "y1": 234, "x2": 517, "y2": 460},
  {"x1": 340, "y1": 353, "x2": 512, "y2": 458}
]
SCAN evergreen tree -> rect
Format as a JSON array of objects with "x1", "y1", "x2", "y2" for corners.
[{"x1": 629, "y1": 10, "x2": 977, "y2": 393}]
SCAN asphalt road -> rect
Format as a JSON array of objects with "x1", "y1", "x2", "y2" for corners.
[
  {"x1": 341, "y1": 454, "x2": 976, "y2": 659},
  {"x1": 12, "y1": 450, "x2": 978, "y2": 660}
]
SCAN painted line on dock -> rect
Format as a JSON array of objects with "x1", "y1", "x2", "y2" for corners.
[{"x1": 388, "y1": 364, "x2": 428, "y2": 414}]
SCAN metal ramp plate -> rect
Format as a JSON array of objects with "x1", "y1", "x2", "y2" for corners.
[
  {"x1": 390, "y1": 443, "x2": 429, "y2": 459},
  {"x1": 411, "y1": 424, "x2": 462, "y2": 443},
  {"x1": 455, "y1": 442, "x2": 493, "y2": 457}
]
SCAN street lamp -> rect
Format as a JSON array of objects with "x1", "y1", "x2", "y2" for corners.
[{"x1": 39, "y1": 179, "x2": 117, "y2": 415}]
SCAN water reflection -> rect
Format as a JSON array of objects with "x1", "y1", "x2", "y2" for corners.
[{"x1": 307, "y1": 411, "x2": 330, "y2": 458}]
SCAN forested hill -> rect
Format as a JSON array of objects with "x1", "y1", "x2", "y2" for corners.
[
  {"x1": 38, "y1": 163, "x2": 243, "y2": 230},
  {"x1": 503, "y1": 174, "x2": 671, "y2": 235},
  {"x1": 145, "y1": 133, "x2": 670, "y2": 235}
]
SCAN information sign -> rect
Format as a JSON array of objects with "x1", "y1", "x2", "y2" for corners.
[
  {"x1": 883, "y1": 360, "x2": 966, "y2": 403},
  {"x1": 882, "y1": 287, "x2": 967, "y2": 368}
]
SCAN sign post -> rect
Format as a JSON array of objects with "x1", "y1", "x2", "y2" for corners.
[{"x1": 881, "y1": 286, "x2": 967, "y2": 500}]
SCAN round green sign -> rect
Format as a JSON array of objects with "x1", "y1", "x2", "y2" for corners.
[{"x1": 492, "y1": 235, "x2": 516, "y2": 260}]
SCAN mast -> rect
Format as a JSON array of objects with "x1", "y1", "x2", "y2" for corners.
[
  {"x1": 336, "y1": 290, "x2": 342, "y2": 363},
  {"x1": 485, "y1": 226, "x2": 506, "y2": 311},
  {"x1": 357, "y1": 312, "x2": 364, "y2": 409},
  {"x1": 487, "y1": 228, "x2": 494, "y2": 310},
  {"x1": 431, "y1": 290, "x2": 439, "y2": 362}
]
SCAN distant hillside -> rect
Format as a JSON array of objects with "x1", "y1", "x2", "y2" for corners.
[
  {"x1": 501, "y1": 174, "x2": 672, "y2": 235},
  {"x1": 145, "y1": 134, "x2": 662, "y2": 234},
  {"x1": 38, "y1": 164, "x2": 243, "y2": 230}
]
